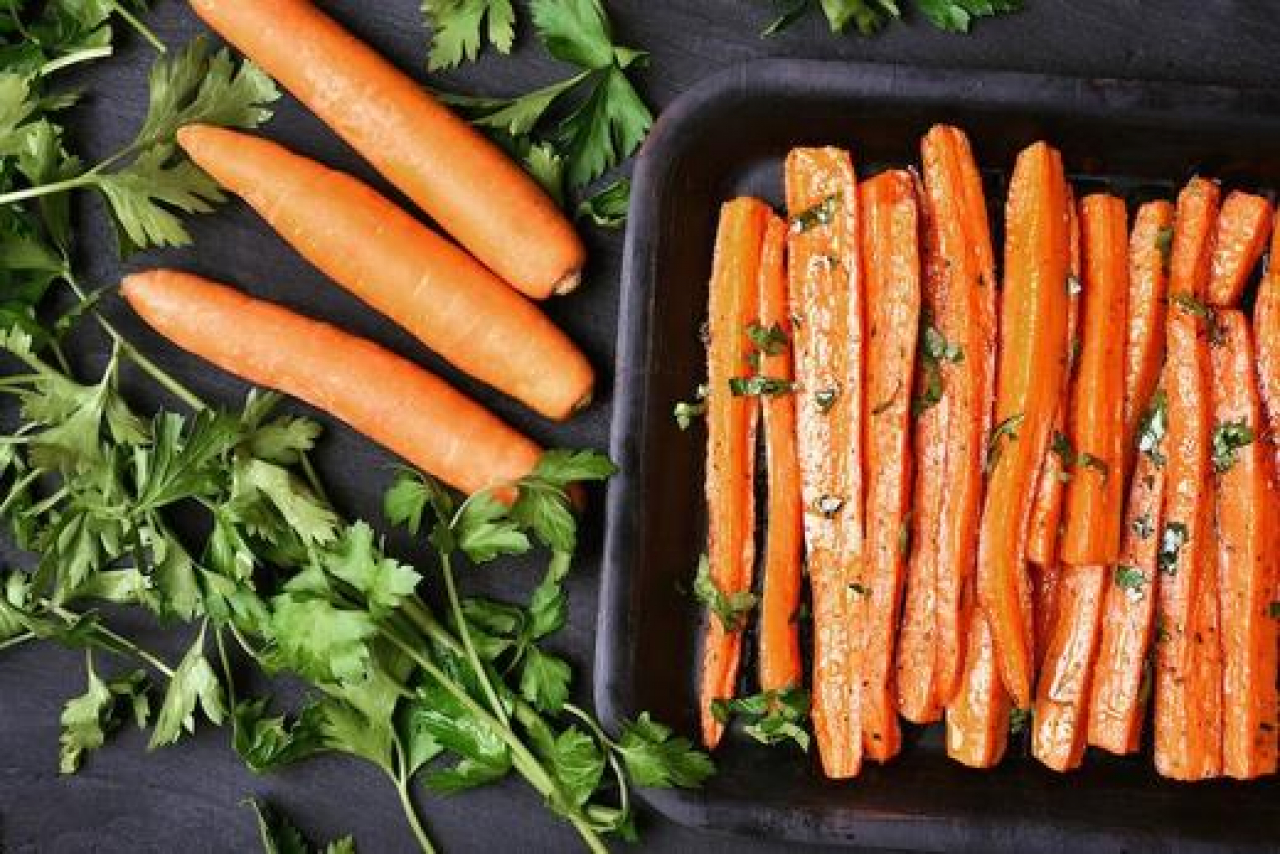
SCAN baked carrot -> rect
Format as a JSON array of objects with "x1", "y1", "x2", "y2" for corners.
[
  {"x1": 1026, "y1": 188, "x2": 1081, "y2": 568},
  {"x1": 1256, "y1": 222, "x2": 1280, "y2": 475},
  {"x1": 1168, "y1": 178, "x2": 1221, "y2": 304},
  {"x1": 1121, "y1": 200, "x2": 1174, "y2": 475},
  {"x1": 898, "y1": 126, "x2": 997, "y2": 721},
  {"x1": 1210, "y1": 311, "x2": 1279, "y2": 779},
  {"x1": 1031, "y1": 563, "x2": 1107, "y2": 771},
  {"x1": 1061, "y1": 194, "x2": 1129, "y2": 565},
  {"x1": 178, "y1": 125, "x2": 594, "y2": 422},
  {"x1": 1087, "y1": 400, "x2": 1167, "y2": 754},
  {"x1": 757, "y1": 213, "x2": 804, "y2": 693},
  {"x1": 121, "y1": 270, "x2": 542, "y2": 496},
  {"x1": 976, "y1": 142, "x2": 1071, "y2": 710},
  {"x1": 189, "y1": 0, "x2": 583, "y2": 300},
  {"x1": 698, "y1": 198, "x2": 768, "y2": 748},
  {"x1": 1207, "y1": 191, "x2": 1272, "y2": 308},
  {"x1": 946, "y1": 612, "x2": 1010, "y2": 768},
  {"x1": 858, "y1": 170, "x2": 920, "y2": 761},
  {"x1": 1031, "y1": 561, "x2": 1062, "y2": 672},
  {"x1": 786, "y1": 148, "x2": 864, "y2": 778}
]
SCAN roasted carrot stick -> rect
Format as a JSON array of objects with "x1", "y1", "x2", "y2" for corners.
[
  {"x1": 946, "y1": 612, "x2": 1010, "y2": 768},
  {"x1": 757, "y1": 214, "x2": 804, "y2": 693},
  {"x1": 189, "y1": 0, "x2": 583, "y2": 300},
  {"x1": 1256, "y1": 222, "x2": 1280, "y2": 475},
  {"x1": 1121, "y1": 200, "x2": 1174, "y2": 475},
  {"x1": 178, "y1": 126, "x2": 594, "y2": 421},
  {"x1": 1031, "y1": 563, "x2": 1108, "y2": 771},
  {"x1": 1026, "y1": 189, "x2": 1081, "y2": 569},
  {"x1": 1210, "y1": 310, "x2": 1279, "y2": 779},
  {"x1": 898, "y1": 126, "x2": 997, "y2": 721},
  {"x1": 786, "y1": 148, "x2": 865, "y2": 778},
  {"x1": 1032, "y1": 561, "x2": 1062, "y2": 672},
  {"x1": 976, "y1": 142, "x2": 1071, "y2": 710},
  {"x1": 698, "y1": 198, "x2": 769, "y2": 748},
  {"x1": 1168, "y1": 178, "x2": 1221, "y2": 304},
  {"x1": 1087, "y1": 382, "x2": 1167, "y2": 754},
  {"x1": 1207, "y1": 191, "x2": 1273, "y2": 308},
  {"x1": 121, "y1": 270, "x2": 542, "y2": 496},
  {"x1": 1061, "y1": 194, "x2": 1129, "y2": 565},
  {"x1": 858, "y1": 170, "x2": 920, "y2": 761}
]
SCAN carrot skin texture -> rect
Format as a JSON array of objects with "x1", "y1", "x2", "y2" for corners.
[
  {"x1": 1169, "y1": 178, "x2": 1221, "y2": 304},
  {"x1": 946, "y1": 612, "x2": 1010, "y2": 768},
  {"x1": 1207, "y1": 191, "x2": 1273, "y2": 308},
  {"x1": 1061, "y1": 194, "x2": 1129, "y2": 565},
  {"x1": 977, "y1": 142, "x2": 1071, "y2": 710},
  {"x1": 1210, "y1": 311, "x2": 1280, "y2": 779},
  {"x1": 1256, "y1": 222, "x2": 1280, "y2": 475},
  {"x1": 188, "y1": 0, "x2": 583, "y2": 299},
  {"x1": 1122, "y1": 201, "x2": 1174, "y2": 473},
  {"x1": 757, "y1": 214, "x2": 804, "y2": 693},
  {"x1": 699, "y1": 199, "x2": 768, "y2": 748},
  {"x1": 786, "y1": 148, "x2": 865, "y2": 778},
  {"x1": 178, "y1": 126, "x2": 594, "y2": 421},
  {"x1": 858, "y1": 171, "x2": 921, "y2": 760},
  {"x1": 1032, "y1": 561, "x2": 1062, "y2": 672},
  {"x1": 1088, "y1": 449, "x2": 1166, "y2": 754},
  {"x1": 121, "y1": 270, "x2": 541, "y2": 496}
]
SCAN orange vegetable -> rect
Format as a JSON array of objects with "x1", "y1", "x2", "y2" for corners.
[
  {"x1": 178, "y1": 125, "x2": 594, "y2": 421},
  {"x1": 976, "y1": 142, "x2": 1071, "y2": 710},
  {"x1": 1061, "y1": 194, "x2": 1129, "y2": 565},
  {"x1": 1121, "y1": 200, "x2": 1174, "y2": 474},
  {"x1": 946, "y1": 612, "x2": 1010, "y2": 768},
  {"x1": 1207, "y1": 191, "x2": 1272, "y2": 308},
  {"x1": 189, "y1": 0, "x2": 583, "y2": 299},
  {"x1": 698, "y1": 198, "x2": 769, "y2": 748},
  {"x1": 1210, "y1": 311, "x2": 1279, "y2": 779},
  {"x1": 757, "y1": 214, "x2": 804, "y2": 693},
  {"x1": 1031, "y1": 561, "x2": 1062, "y2": 672},
  {"x1": 1168, "y1": 178, "x2": 1221, "y2": 304},
  {"x1": 858, "y1": 170, "x2": 920, "y2": 761},
  {"x1": 1255, "y1": 222, "x2": 1280, "y2": 475},
  {"x1": 121, "y1": 270, "x2": 541, "y2": 496},
  {"x1": 786, "y1": 148, "x2": 865, "y2": 778}
]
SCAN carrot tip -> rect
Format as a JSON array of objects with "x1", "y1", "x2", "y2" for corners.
[{"x1": 553, "y1": 269, "x2": 583, "y2": 297}]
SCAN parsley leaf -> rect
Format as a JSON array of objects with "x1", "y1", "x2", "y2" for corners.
[
  {"x1": 423, "y1": 0, "x2": 516, "y2": 70},
  {"x1": 59, "y1": 654, "x2": 149, "y2": 774},
  {"x1": 1211, "y1": 418, "x2": 1255, "y2": 474},
  {"x1": 1114, "y1": 565, "x2": 1146, "y2": 595},
  {"x1": 247, "y1": 798, "x2": 357, "y2": 854},
  {"x1": 773, "y1": 0, "x2": 1020, "y2": 35},
  {"x1": 674, "y1": 384, "x2": 709, "y2": 430},
  {"x1": 615, "y1": 712, "x2": 715, "y2": 788},
  {"x1": 984, "y1": 412, "x2": 1025, "y2": 474},
  {"x1": 710, "y1": 687, "x2": 811, "y2": 750},
  {"x1": 576, "y1": 176, "x2": 630, "y2": 228},
  {"x1": 149, "y1": 625, "x2": 226, "y2": 748},
  {"x1": 1138, "y1": 390, "x2": 1168, "y2": 467},
  {"x1": 693, "y1": 554, "x2": 757, "y2": 632},
  {"x1": 1158, "y1": 522, "x2": 1189, "y2": 576}
]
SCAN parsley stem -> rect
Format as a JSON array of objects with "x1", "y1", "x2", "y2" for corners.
[
  {"x1": 107, "y1": 0, "x2": 166, "y2": 54},
  {"x1": 0, "y1": 631, "x2": 35, "y2": 654},
  {"x1": 440, "y1": 551, "x2": 510, "y2": 727},
  {"x1": 0, "y1": 173, "x2": 99, "y2": 206},
  {"x1": 563, "y1": 703, "x2": 631, "y2": 828},
  {"x1": 47, "y1": 603, "x2": 177, "y2": 678},
  {"x1": 40, "y1": 45, "x2": 114, "y2": 77},
  {"x1": 391, "y1": 772, "x2": 436, "y2": 854}
]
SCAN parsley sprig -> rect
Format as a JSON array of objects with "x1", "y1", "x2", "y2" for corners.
[{"x1": 764, "y1": 0, "x2": 1022, "y2": 37}]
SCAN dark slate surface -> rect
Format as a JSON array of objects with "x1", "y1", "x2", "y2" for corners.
[{"x1": 1, "y1": 2, "x2": 1278, "y2": 852}]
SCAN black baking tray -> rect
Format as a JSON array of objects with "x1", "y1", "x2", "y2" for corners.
[{"x1": 595, "y1": 59, "x2": 1280, "y2": 851}]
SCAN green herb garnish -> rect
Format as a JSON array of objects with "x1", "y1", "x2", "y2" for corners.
[
  {"x1": 1137, "y1": 390, "x2": 1168, "y2": 467},
  {"x1": 1158, "y1": 522, "x2": 1189, "y2": 575},
  {"x1": 729, "y1": 376, "x2": 796, "y2": 397},
  {"x1": 710, "y1": 687, "x2": 811, "y2": 750},
  {"x1": 1114, "y1": 565, "x2": 1146, "y2": 595},
  {"x1": 789, "y1": 193, "x2": 838, "y2": 232},
  {"x1": 694, "y1": 555, "x2": 758, "y2": 633},
  {"x1": 1211, "y1": 418, "x2": 1255, "y2": 474},
  {"x1": 984, "y1": 413, "x2": 1025, "y2": 474}
]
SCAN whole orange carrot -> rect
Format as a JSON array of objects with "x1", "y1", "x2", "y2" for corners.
[
  {"x1": 1255, "y1": 222, "x2": 1280, "y2": 475},
  {"x1": 757, "y1": 214, "x2": 804, "y2": 693},
  {"x1": 189, "y1": 0, "x2": 583, "y2": 299},
  {"x1": 858, "y1": 170, "x2": 920, "y2": 761},
  {"x1": 1210, "y1": 310, "x2": 1279, "y2": 779},
  {"x1": 1207, "y1": 191, "x2": 1272, "y2": 308},
  {"x1": 698, "y1": 198, "x2": 769, "y2": 748},
  {"x1": 122, "y1": 270, "x2": 542, "y2": 496},
  {"x1": 1121, "y1": 200, "x2": 1174, "y2": 474},
  {"x1": 977, "y1": 142, "x2": 1071, "y2": 710},
  {"x1": 178, "y1": 125, "x2": 594, "y2": 421},
  {"x1": 786, "y1": 147, "x2": 865, "y2": 779}
]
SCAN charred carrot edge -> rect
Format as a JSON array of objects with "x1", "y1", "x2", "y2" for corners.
[
  {"x1": 923, "y1": 126, "x2": 999, "y2": 708},
  {"x1": 1255, "y1": 222, "x2": 1280, "y2": 475},
  {"x1": 1121, "y1": 200, "x2": 1174, "y2": 476},
  {"x1": 1207, "y1": 191, "x2": 1273, "y2": 308},
  {"x1": 1211, "y1": 311, "x2": 1280, "y2": 779},
  {"x1": 858, "y1": 171, "x2": 921, "y2": 761},
  {"x1": 190, "y1": 0, "x2": 584, "y2": 299},
  {"x1": 976, "y1": 142, "x2": 1071, "y2": 710},
  {"x1": 1088, "y1": 441, "x2": 1167, "y2": 754},
  {"x1": 1031, "y1": 564, "x2": 1108, "y2": 771},
  {"x1": 1061, "y1": 194, "x2": 1129, "y2": 565},
  {"x1": 699, "y1": 198, "x2": 769, "y2": 749},
  {"x1": 758, "y1": 214, "x2": 804, "y2": 693},
  {"x1": 786, "y1": 148, "x2": 865, "y2": 778},
  {"x1": 1026, "y1": 188, "x2": 1081, "y2": 568},
  {"x1": 121, "y1": 270, "x2": 543, "y2": 497},
  {"x1": 946, "y1": 611, "x2": 1011, "y2": 768}
]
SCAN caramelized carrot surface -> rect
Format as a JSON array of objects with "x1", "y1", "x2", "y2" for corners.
[
  {"x1": 1256, "y1": 222, "x2": 1280, "y2": 475},
  {"x1": 946, "y1": 612, "x2": 1011, "y2": 768},
  {"x1": 1122, "y1": 200, "x2": 1174, "y2": 474},
  {"x1": 1207, "y1": 191, "x2": 1272, "y2": 308},
  {"x1": 1032, "y1": 561, "x2": 1062, "y2": 671}
]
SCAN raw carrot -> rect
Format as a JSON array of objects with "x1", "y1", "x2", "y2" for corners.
[
  {"x1": 1061, "y1": 194, "x2": 1129, "y2": 565},
  {"x1": 121, "y1": 270, "x2": 541, "y2": 496},
  {"x1": 786, "y1": 147, "x2": 865, "y2": 778},
  {"x1": 1121, "y1": 200, "x2": 1174, "y2": 474},
  {"x1": 178, "y1": 125, "x2": 594, "y2": 421},
  {"x1": 976, "y1": 142, "x2": 1071, "y2": 710},
  {"x1": 858, "y1": 170, "x2": 920, "y2": 761},
  {"x1": 189, "y1": 0, "x2": 583, "y2": 300},
  {"x1": 1255, "y1": 222, "x2": 1280, "y2": 475},
  {"x1": 1207, "y1": 191, "x2": 1273, "y2": 308},
  {"x1": 1087, "y1": 419, "x2": 1167, "y2": 754},
  {"x1": 757, "y1": 213, "x2": 804, "y2": 693},
  {"x1": 1210, "y1": 310, "x2": 1279, "y2": 779},
  {"x1": 946, "y1": 612, "x2": 1010, "y2": 768},
  {"x1": 1031, "y1": 563, "x2": 1108, "y2": 771},
  {"x1": 698, "y1": 198, "x2": 769, "y2": 748}
]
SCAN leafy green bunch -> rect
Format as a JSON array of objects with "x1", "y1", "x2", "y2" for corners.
[
  {"x1": 1, "y1": 0, "x2": 163, "y2": 74},
  {"x1": 765, "y1": 0, "x2": 1022, "y2": 36}
]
